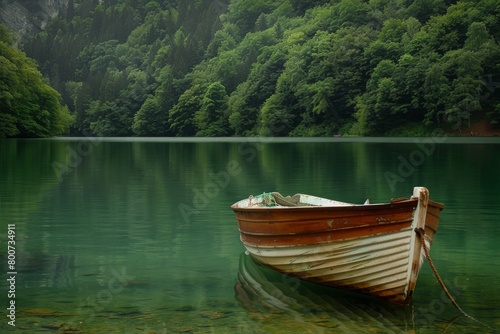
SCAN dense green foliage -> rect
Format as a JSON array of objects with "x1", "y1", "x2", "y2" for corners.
[
  {"x1": 0, "y1": 24, "x2": 72, "y2": 137},
  {"x1": 16, "y1": 0, "x2": 500, "y2": 136}
]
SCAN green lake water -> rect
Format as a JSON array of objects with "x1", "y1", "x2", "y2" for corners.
[{"x1": 1, "y1": 137, "x2": 499, "y2": 333}]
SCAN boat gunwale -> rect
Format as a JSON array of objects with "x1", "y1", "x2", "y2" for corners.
[
  {"x1": 231, "y1": 196, "x2": 444, "y2": 213},
  {"x1": 232, "y1": 198, "x2": 417, "y2": 212}
]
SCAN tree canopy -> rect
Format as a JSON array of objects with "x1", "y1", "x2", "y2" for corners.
[
  {"x1": 0, "y1": 24, "x2": 72, "y2": 138},
  {"x1": 3, "y1": 0, "x2": 499, "y2": 137}
]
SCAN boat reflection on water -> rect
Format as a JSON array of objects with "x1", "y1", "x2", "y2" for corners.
[{"x1": 234, "y1": 251, "x2": 415, "y2": 333}]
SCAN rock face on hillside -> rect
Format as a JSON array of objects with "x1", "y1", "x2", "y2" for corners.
[{"x1": 0, "y1": 0, "x2": 68, "y2": 42}]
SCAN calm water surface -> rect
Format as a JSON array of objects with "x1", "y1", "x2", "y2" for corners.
[{"x1": 1, "y1": 137, "x2": 499, "y2": 333}]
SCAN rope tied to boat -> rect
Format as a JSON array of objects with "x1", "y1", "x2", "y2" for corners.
[{"x1": 414, "y1": 228, "x2": 495, "y2": 331}]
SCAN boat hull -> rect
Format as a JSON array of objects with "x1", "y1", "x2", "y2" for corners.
[{"x1": 231, "y1": 187, "x2": 444, "y2": 304}]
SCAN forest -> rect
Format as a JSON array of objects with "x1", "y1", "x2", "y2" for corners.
[
  {"x1": 0, "y1": 24, "x2": 72, "y2": 137},
  {"x1": 1, "y1": 0, "x2": 500, "y2": 137}
]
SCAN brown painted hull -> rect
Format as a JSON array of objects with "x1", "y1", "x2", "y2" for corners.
[{"x1": 231, "y1": 187, "x2": 444, "y2": 304}]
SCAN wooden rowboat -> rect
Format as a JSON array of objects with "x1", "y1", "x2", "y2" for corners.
[{"x1": 231, "y1": 187, "x2": 444, "y2": 304}]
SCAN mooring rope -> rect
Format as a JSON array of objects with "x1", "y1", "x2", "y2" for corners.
[{"x1": 414, "y1": 228, "x2": 495, "y2": 332}]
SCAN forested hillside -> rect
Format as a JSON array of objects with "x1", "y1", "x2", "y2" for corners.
[
  {"x1": 5, "y1": 0, "x2": 500, "y2": 136},
  {"x1": 0, "y1": 24, "x2": 72, "y2": 137}
]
